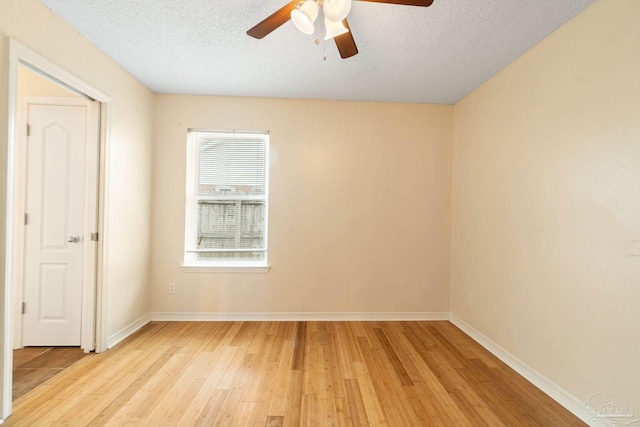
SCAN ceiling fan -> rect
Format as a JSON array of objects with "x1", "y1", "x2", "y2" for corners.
[{"x1": 247, "y1": 0, "x2": 434, "y2": 59}]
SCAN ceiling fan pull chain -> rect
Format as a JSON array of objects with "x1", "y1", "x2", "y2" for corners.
[
  {"x1": 315, "y1": 9, "x2": 327, "y2": 60},
  {"x1": 314, "y1": 8, "x2": 322, "y2": 45}
]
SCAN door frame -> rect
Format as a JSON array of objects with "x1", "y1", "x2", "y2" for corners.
[
  {"x1": 15, "y1": 96, "x2": 99, "y2": 350},
  {"x1": 3, "y1": 39, "x2": 112, "y2": 416}
]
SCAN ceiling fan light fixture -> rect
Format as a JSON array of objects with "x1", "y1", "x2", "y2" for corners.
[
  {"x1": 324, "y1": 18, "x2": 349, "y2": 40},
  {"x1": 322, "y1": 0, "x2": 352, "y2": 22},
  {"x1": 291, "y1": 0, "x2": 319, "y2": 35}
]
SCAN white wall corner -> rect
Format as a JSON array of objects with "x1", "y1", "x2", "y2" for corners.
[
  {"x1": 106, "y1": 314, "x2": 152, "y2": 349},
  {"x1": 149, "y1": 311, "x2": 451, "y2": 322},
  {"x1": 449, "y1": 314, "x2": 594, "y2": 425}
]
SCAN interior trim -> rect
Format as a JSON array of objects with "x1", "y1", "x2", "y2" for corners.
[
  {"x1": 106, "y1": 314, "x2": 152, "y2": 349},
  {"x1": 149, "y1": 311, "x2": 451, "y2": 322}
]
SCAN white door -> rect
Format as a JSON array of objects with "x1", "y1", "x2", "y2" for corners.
[{"x1": 22, "y1": 103, "x2": 88, "y2": 346}]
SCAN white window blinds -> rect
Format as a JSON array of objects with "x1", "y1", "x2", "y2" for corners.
[{"x1": 198, "y1": 139, "x2": 266, "y2": 196}]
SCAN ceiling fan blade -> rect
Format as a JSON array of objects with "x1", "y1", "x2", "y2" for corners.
[
  {"x1": 355, "y1": 0, "x2": 433, "y2": 6},
  {"x1": 247, "y1": 1, "x2": 299, "y2": 39},
  {"x1": 334, "y1": 20, "x2": 358, "y2": 59}
]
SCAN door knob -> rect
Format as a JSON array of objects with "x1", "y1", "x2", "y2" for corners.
[{"x1": 68, "y1": 235, "x2": 80, "y2": 243}]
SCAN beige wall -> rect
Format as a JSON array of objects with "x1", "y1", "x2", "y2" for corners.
[
  {"x1": 18, "y1": 65, "x2": 77, "y2": 97},
  {"x1": 452, "y1": 0, "x2": 640, "y2": 414},
  {"x1": 0, "y1": 0, "x2": 154, "y2": 354},
  {"x1": 151, "y1": 95, "x2": 452, "y2": 314}
]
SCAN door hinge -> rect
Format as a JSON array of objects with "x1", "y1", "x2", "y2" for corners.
[
  {"x1": 90, "y1": 232, "x2": 99, "y2": 241},
  {"x1": 24, "y1": 213, "x2": 28, "y2": 225},
  {"x1": 26, "y1": 123, "x2": 30, "y2": 137},
  {"x1": 22, "y1": 302, "x2": 25, "y2": 314}
]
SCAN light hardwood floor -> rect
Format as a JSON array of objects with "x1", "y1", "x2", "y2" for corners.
[
  {"x1": 6, "y1": 321, "x2": 586, "y2": 426},
  {"x1": 13, "y1": 347, "x2": 89, "y2": 401}
]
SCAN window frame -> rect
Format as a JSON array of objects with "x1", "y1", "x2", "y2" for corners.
[{"x1": 182, "y1": 129, "x2": 270, "y2": 272}]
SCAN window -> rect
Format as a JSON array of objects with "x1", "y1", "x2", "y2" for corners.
[{"x1": 184, "y1": 130, "x2": 269, "y2": 270}]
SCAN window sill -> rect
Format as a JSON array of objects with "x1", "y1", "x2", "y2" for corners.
[{"x1": 180, "y1": 264, "x2": 271, "y2": 274}]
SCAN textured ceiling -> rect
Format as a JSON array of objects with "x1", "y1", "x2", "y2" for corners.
[{"x1": 39, "y1": 0, "x2": 596, "y2": 104}]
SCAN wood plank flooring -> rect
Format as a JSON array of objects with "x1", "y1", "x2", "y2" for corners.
[
  {"x1": 12, "y1": 347, "x2": 88, "y2": 402},
  {"x1": 6, "y1": 321, "x2": 586, "y2": 426}
]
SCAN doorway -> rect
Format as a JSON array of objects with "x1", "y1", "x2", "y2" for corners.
[{"x1": 4, "y1": 39, "x2": 112, "y2": 418}]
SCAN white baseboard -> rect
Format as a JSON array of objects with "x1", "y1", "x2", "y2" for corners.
[
  {"x1": 449, "y1": 314, "x2": 593, "y2": 425},
  {"x1": 107, "y1": 314, "x2": 152, "y2": 349},
  {"x1": 149, "y1": 311, "x2": 450, "y2": 322}
]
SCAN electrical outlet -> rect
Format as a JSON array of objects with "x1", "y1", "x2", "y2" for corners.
[
  {"x1": 168, "y1": 282, "x2": 176, "y2": 294},
  {"x1": 466, "y1": 293, "x2": 474, "y2": 306}
]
